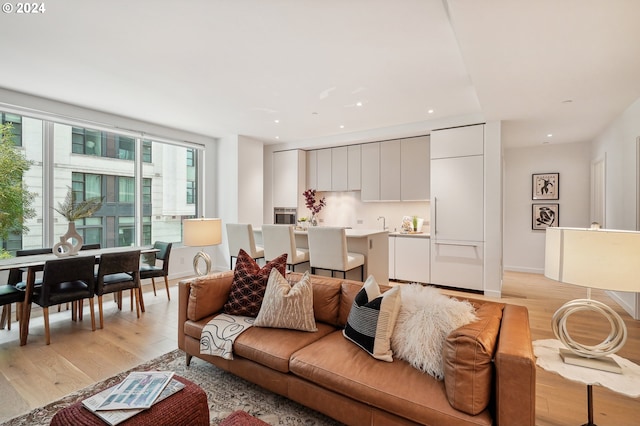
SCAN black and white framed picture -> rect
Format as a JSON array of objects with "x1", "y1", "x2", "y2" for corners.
[
  {"x1": 532, "y1": 173, "x2": 559, "y2": 200},
  {"x1": 532, "y1": 203, "x2": 559, "y2": 230}
]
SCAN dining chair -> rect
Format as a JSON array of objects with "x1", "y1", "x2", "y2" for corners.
[
  {"x1": 307, "y1": 226, "x2": 365, "y2": 281},
  {"x1": 0, "y1": 279, "x2": 24, "y2": 331},
  {"x1": 139, "y1": 241, "x2": 172, "y2": 300},
  {"x1": 33, "y1": 256, "x2": 96, "y2": 345},
  {"x1": 226, "y1": 223, "x2": 264, "y2": 269},
  {"x1": 261, "y1": 224, "x2": 309, "y2": 272},
  {"x1": 95, "y1": 250, "x2": 142, "y2": 329}
]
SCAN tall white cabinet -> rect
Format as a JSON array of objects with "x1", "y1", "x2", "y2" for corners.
[
  {"x1": 273, "y1": 149, "x2": 306, "y2": 208},
  {"x1": 430, "y1": 125, "x2": 484, "y2": 291}
]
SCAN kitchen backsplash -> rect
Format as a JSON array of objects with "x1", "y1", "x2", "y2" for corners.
[{"x1": 299, "y1": 191, "x2": 430, "y2": 233}]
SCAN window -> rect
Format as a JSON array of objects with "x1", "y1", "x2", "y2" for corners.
[
  {"x1": 186, "y1": 181, "x2": 195, "y2": 204},
  {"x1": 1, "y1": 108, "x2": 202, "y2": 252},
  {"x1": 2, "y1": 112, "x2": 22, "y2": 146}
]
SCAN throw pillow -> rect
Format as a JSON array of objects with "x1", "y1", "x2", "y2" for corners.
[
  {"x1": 223, "y1": 249, "x2": 287, "y2": 317},
  {"x1": 343, "y1": 275, "x2": 401, "y2": 362},
  {"x1": 254, "y1": 269, "x2": 317, "y2": 332},
  {"x1": 391, "y1": 284, "x2": 476, "y2": 379}
]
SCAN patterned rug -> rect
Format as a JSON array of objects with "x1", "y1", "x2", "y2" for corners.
[{"x1": 2, "y1": 349, "x2": 342, "y2": 426}]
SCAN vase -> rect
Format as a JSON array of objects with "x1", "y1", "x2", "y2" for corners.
[
  {"x1": 310, "y1": 214, "x2": 318, "y2": 226},
  {"x1": 53, "y1": 221, "x2": 84, "y2": 257}
]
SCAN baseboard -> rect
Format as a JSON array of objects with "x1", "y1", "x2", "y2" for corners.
[
  {"x1": 503, "y1": 266, "x2": 544, "y2": 274},
  {"x1": 607, "y1": 290, "x2": 639, "y2": 320}
]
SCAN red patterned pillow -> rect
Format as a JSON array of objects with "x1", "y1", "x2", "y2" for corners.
[{"x1": 223, "y1": 249, "x2": 287, "y2": 317}]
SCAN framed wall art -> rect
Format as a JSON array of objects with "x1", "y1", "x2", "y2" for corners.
[
  {"x1": 532, "y1": 173, "x2": 559, "y2": 200},
  {"x1": 532, "y1": 203, "x2": 559, "y2": 230}
]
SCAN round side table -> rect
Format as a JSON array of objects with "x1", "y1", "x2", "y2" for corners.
[{"x1": 534, "y1": 339, "x2": 640, "y2": 426}]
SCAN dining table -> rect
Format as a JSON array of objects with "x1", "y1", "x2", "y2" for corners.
[{"x1": 0, "y1": 246, "x2": 158, "y2": 346}]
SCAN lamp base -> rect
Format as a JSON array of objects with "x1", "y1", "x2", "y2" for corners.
[
  {"x1": 192, "y1": 251, "x2": 212, "y2": 276},
  {"x1": 559, "y1": 348, "x2": 622, "y2": 374}
]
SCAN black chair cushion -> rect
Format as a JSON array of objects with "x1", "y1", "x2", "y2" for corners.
[
  {"x1": 34, "y1": 280, "x2": 91, "y2": 305},
  {"x1": 102, "y1": 272, "x2": 134, "y2": 285},
  {"x1": 15, "y1": 278, "x2": 43, "y2": 291},
  {"x1": 0, "y1": 285, "x2": 25, "y2": 304},
  {"x1": 139, "y1": 265, "x2": 163, "y2": 278}
]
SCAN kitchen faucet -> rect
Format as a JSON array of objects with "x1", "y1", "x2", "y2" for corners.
[{"x1": 377, "y1": 216, "x2": 387, "y2": 230}]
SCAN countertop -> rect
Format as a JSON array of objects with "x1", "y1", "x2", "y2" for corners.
[
  {"x1": 389, "y1": 231, "x2": 430, "y2": 238},
  {"x1": 255, "y1": 227, "x2": 388, "y2": 238}
]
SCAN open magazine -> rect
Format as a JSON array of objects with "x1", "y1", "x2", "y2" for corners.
[
  {"x1": 95, "y1": 371, "x2": 174, "y2": 411},
  {"x1": 82, "y1": 376, "x2": 184, "y2": 426}
]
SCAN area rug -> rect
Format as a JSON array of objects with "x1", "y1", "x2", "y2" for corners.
[{"x1": 2, "y1": 349, "x2": 341, "y2": 426}]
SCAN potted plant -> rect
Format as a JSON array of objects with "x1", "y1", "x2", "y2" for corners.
[{"x1": 53, "y1": 187, "x2": 103, "y2": 256}]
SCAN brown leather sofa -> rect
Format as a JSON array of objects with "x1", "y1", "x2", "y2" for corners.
[{"x1": 178, "y1": 271, "x2": 535, "y2": 426}]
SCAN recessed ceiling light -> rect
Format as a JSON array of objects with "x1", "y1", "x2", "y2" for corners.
[
  {"x1": 428, "y1": 109, "x2": 434, "y2": 114},
  {"x1": 547, "y1": 133, "x2": 553, "y2": 138},
  {"x1": 356, "y1": 101, "x2": 363, "y2": 107},
  {"x1": 274, "y1": 119, "x2": 280, "y2": 124},
  {"x1": 275, "y1": 136, "x2": 279, "y2": 139},
  {"x1": 339, "y1": 125, "x2": 345, "y2": 129}
]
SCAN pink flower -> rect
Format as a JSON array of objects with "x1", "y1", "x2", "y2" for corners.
[{"x1": 303, "y1": 189, "x2": 326, "y2": 214}]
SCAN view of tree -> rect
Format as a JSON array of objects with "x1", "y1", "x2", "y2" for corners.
[{"x1": 0, "y1": 123, "x2": 36, "y2": 251}]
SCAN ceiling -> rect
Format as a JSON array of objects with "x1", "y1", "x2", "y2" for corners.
[{"x1": 1, "y1": 0, "x2": 639, "y2": 148}]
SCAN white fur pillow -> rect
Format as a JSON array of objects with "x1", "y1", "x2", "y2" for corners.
[{"x1": 391, "y1": 284, "x2": 476, "y2": 380}]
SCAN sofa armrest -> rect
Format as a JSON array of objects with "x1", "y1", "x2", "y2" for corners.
[
  {"x1": 178, "y1": 271, "x2": 234, "y2": 351},
  {"x1": 494, "y1": 304, "x2": 536, "y2": 426}
]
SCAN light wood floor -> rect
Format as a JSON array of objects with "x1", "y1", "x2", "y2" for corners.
[{"x1": 1, "y1": 272, "x2": 639, "y2": 425}]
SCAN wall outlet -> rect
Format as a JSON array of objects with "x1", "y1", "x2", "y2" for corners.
[{"x1": 357, "y1": 219, "x2": 364, "y2": 224}]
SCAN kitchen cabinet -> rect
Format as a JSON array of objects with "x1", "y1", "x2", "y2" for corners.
[
  {"x1": 388, "y1": 235, "x2": 396, "y2": 279},
  {"x1": 401, "y1": 136, "x2": 430, "y2": 200},
  {"x1": 306, "y1": 150, "x2": 317, "y2": 189},
  {"x1": 391, "y1": 235, "x2": 430, "y2": 283},
  {"x1": 430, "y1": 124, "x2": 484, "y2": 291},
  {"x1": 347, "y1": 144, "x2": 361, "y2": 190},
  {"x1": 360, "y1": 143, "x2": 380, "y2": 201},
  {"x1": 380, "y1": 140, "x2": 401, "y2": 201},
  {"x1": 331, "y1": 146, "x2": 348, "y2": 191},
  {"x1": 316, "y1": 148, "x2": 332, "y2": 191},
  {"x1": 273, "y1": 149, "x2": 306, "y2": 208}
]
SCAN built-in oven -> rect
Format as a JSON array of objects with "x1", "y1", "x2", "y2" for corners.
[{"x1": 274, "y1": 207, "x2": 297, "y2": 224}]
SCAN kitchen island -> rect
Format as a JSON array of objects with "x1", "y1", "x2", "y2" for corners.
[{"x1": 254, "y1": 228, "x2": 389, "y2": 285}]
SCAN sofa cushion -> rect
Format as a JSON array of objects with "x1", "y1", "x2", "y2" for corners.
[
  {"x1": 187, "y1": 271, "x2": 234, "y2": 322},
  {"x1": 391, "y1": 284, "x2": 477, "y2": 379},
  {"x1": 288, "y1": 273, "x2": 342, "y2": 326},
  {"x1": 233, "y1": 323, "x2": 336, "y2": 373},
  {"x1": 290, "y1": 331, "x2": 493, "y2": 426},
  {"x1": 443, "y1": 301, "x2": 505, "y2": 416},
  {"x1": 254, "y1": 269, "x2": 317, "y2": 332},
  {"x1": 343, "y1": 275, "x2": 401, "y2": 362},
  {"x1": 223, "y1": 249, "x2": 287, "y2": 317}
]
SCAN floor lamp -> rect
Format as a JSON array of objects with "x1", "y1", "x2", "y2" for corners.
[
  {"x1": 544, "y1": 226, "x2": 640, "y2": 373},
  {"x1": 183, "y1": 218, "x2": 222, "y2": 276}
]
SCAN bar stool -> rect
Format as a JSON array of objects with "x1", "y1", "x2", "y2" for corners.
[
  {"x1": 226, "y1": 223, "x2": 265, "y2": 269},
  {"x1": 262, "y1": 224, "x2": 309, "y2": 272},
  {"x1": 307, "y1": 226, "x2": 364, "y2": 281}
]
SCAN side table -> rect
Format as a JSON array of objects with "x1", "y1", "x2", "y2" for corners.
[{"x1": 534, "y1": 339, "x2": 640, "y2": 426}]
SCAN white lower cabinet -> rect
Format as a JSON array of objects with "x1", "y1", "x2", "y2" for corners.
[
  {"x1": 388, "y1": 236, "x2": 396, "y2": 280},
  {"x1": 430, "y1": 241, "x2": 484, "y2": 291},
  {"x1": 390, "y1": 236, "x2": 430, "y2": 283}
]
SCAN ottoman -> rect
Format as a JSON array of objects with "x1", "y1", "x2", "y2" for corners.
[{"x1": 50, "y1": 375, "x2": 209, "y2": 426}]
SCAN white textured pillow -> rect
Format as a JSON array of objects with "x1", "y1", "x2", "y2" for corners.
[
  {"x1": 254, "y1": 269, "x2": 317, "y2": 332},
  {"x1": 391, "y1": 284, "x2": 476, "y2": 379}
]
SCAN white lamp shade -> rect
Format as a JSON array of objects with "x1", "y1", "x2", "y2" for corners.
[
  {"x1": 545, "y1": 227, "x2": 640, "y2": 292},
  {"x1": 183, "y1": 218, "x2": 222, "y2": 247}
]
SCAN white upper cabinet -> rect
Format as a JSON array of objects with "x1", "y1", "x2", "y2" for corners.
[
  {"x1": 316, "y1": 148, "x2": 332, "y2": 191},
  {"x1": 347, "y1": 144, "x2": 361, "y2": 191},
  {"x1": 273, "y1": 150, "x2": 306, "y2": 208},
  {"x1": 430, "y1": 124, "x2": 484, "y2": 159},
  {"x1": 380, "y1": 140, "x2": 401, "y2": 201},
  {"x1": 331, "y1": 146, "x2": 348, "y2": 191},
  {"x1": 306, "y1": 150, "x2": 317, "y2": 189},
  {"x1": 400, "y1": 136, "x2": 430, "y2": 201},
  {"x1": 360, "y1": 143, "x2": 380, "y2": 201}
]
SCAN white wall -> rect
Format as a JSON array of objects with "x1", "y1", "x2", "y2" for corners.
[
  {"x1": 503, "y1": 141, "x2": 591, "y2": 273},
  {"x1": 591, "y1": 97, "x2": 640, "y2": 318}
]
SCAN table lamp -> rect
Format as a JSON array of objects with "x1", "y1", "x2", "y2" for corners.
[
  {"x1": 183, "y1": 218, "x2": 222, "y2": 276},
  {"x1": 544, "y1": 226, "x2": 640, "y2": 373}
]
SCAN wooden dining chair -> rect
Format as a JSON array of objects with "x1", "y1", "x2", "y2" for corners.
[
  {"x1": 33, "y1": 256, "x2": 96, "y2": 345},
  {"x1": 95, "y1": 250, "x2": 142, "y2": 329},
  {"x1": 139, "y1": 242, "x2": 172, "y2": 300},
  {"x1": 3, "y1": 248, "x2": 52, "y2": 325}
]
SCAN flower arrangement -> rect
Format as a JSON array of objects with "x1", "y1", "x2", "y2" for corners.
[
  {"x1": 303, "y1": 189, "x2": 326, "y2": 215},
  {"x1": 54, "y1": 187, "x2": 103, "y2": 221}
]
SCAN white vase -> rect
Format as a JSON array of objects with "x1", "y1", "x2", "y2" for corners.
[{"x1": 53, "y1": 222, "x2": 84, "y2": 257}]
